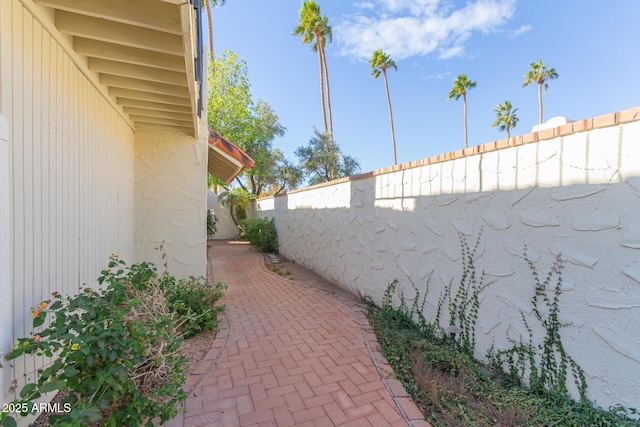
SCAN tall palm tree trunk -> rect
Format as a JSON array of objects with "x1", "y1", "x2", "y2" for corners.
[
  {"x1": 205, "y1": 1, "x2": 214, "y2": 59},
  {"x1": 463, "y1": 93, "x2": 468, "y2": 149},
  {"x1": 537, "y1": 82, "x2": 543, "y2": 124},
  {"x1": 321, "y1": 45, "x2": 333, "y2": 136},
  {"x1": 317, "y1": 46, "x2": 328, "y2": 132},
  {"x1": 383, "y1": 70, "x2": 397, "y2": 165}
]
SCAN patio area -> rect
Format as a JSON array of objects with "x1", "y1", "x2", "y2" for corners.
[{"x1": 166, "y1": 240, "x2": 430, "y2": 427}]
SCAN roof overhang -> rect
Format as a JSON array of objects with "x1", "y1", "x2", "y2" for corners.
[
  {"x1": 34, "y1": 0, "x2": 204, "y2": 136},
  {"x1": 208, "y1": 130, "x2": 254, "y2": 184}
]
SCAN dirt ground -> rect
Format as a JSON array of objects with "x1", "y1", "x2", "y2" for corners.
[{"x1": 261, "y1": 251, "x2": 360, "y2": 303}]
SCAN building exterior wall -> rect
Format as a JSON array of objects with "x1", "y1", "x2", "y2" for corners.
[
  {"x1": 0, "y1": 0, "x2": 136, "y2": 411},
  {"x1": 0, "y1": 113, "x2": 12, "y2": 413},
  {"x1": 256, "y1": 110, "x2": 640, "y2": 410},
  {"x1": 134, "y1": 131, "x2": 208, "y2": 278},
  {"x1": 207, "y1": 190, "x2": 241, "y2": 240}
]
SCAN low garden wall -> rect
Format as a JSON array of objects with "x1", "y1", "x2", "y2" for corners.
[{"x1": 256, "y1": 107, "x2": 640, "y2": 411}]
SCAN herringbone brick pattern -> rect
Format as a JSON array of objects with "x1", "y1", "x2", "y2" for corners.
[{"x1": 166, "y1": 241, "x2": 429, "y2": 427}]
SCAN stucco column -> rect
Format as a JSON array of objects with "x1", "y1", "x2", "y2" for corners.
[{"x1": 134, "y1": 131, "x2": 208, "y2": 278}]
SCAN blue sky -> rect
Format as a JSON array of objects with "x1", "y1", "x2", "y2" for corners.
[{"x1": 211, "y1": 0, "x2": 639, "y2": 174}]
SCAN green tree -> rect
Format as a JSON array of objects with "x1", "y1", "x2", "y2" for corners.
[
  {"x1": 208, "y1": 173, "x2": 227, "y2": 190},
  {"x1": 208, "y1": 51, "x2": 301, "y2": 196},
  {"x1": 522, "y1": 59, "x2": 559, "y2": 124},
  {"x1": 492, "y1": 100, "x2": 519, "y2": 139},
  {"x1": 294, "y1": 1, "x2": 334, "y2": 136},
  {"x1": 218, "y1": 187, "x2": 255, "y2": 227},
  {"x1": 369, "y1": 49, "x2": 398, "y2": 165},
  {"x1": 271, "y1": 158, "x2": 304, "y2": 195},
  {"x1": 448, "y1": 74, "x2": 477, "y2": 149},
  {"x1": 207, "y1": 50, "x2": 253, "y2": 144},
  {"x1": 238, "y1": 100, "x2": 303, "y2": 196},
  {"x1": 295, "y1": 130, "x2": 360, "y2": 185}
]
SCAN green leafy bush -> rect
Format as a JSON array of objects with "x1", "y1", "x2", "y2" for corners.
[
  {"x1": 164, "y1": 277, "x2": 227, "y2": 338},
  {"x1": 239, "y1": 217, "x2": 278, "y2": 253},
  {"x1": 207, "y1": 209, "x2": 218, "y2": 238},
  {"x1": 0, "y1": 258, "x2": 197, "y2": 427}
]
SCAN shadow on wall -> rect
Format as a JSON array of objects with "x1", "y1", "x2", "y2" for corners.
[
  {"x1": 257, "y1": 121, "x2": 640, "y2": 411},
  {"x1": 207, "y1": 190, "x2": 240, "y2": 239}
]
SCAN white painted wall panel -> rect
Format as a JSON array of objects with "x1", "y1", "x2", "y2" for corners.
[
  {"x1": 0, "y1": 0, "x2": 136, "y2": 409},
  {"x1": 257, "y1": 119, "x2": 640, "y2": 411}
]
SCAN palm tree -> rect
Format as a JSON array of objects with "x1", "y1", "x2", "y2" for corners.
[
  {"x1": 369, "y1": 49, "x2": 398, "y2": 165},
  {"x1": 522, "y1": 59, "x2": 559, "y2": 124},
  {"x1": 218, "y1": 187, "x2": 254, "y2": 228},
  {"x1": 293, "y1": 1, "x2": 333, "y2": 136},
  {"x1": 448, "y1": 74, "x2": 477, "y2": 149},
  {"x1": 202, "y1": 0, "x2": 226, "y2": 60},
  {"x1": 492, "y1": 100, "x2": 519, "y2": 139}
]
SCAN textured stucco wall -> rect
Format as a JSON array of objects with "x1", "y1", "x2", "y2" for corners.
[
  {"x1": 135, "y1": 132, "x2": 208, "y2": 278},
  {"x1": 207, "y1": 190, "x2": 241, "y2": 240},
  {"x1": 257, "y1": 117, "x2": 640, "y2": 410}
]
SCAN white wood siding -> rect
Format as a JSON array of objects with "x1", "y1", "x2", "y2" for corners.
[{"x1": 0, "y1": 0, "x2": 135, "y2": 404}]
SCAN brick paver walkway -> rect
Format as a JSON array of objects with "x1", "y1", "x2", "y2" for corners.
[{"x1": 167, "y1": 241, "x2": 429, "y2": 427}]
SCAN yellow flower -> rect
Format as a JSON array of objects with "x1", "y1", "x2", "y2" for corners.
[
  {"x1": 71, "y1": 343, "x2": 79, "y2": 351},
  {"x1": 32, "y1": 309, "x2": 41, "y2": 318},
  {"x1": 38, "y1": 301, "x2": 48, "y2": 310},
  {"x1": 13, "y1": 342, "x2": 20, "y2": 350}
]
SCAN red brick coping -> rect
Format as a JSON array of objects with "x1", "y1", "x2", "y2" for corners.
[{"x1": 263, "y1": 106, "x2": 640, "y2": 198}]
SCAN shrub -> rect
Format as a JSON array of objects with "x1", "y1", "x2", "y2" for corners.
[
  {"x1": 239, "y1": 217, "x2": 278, "y2": 253},
  {"x1": 1, "y1": 258, "x2": 190, "y2": 427},
  {"x1": 207, "y1": 210, "x2": 218, "y2": 238},
  {"x1": 164, "y1": 278, "x2": 227, "y2": 339}
]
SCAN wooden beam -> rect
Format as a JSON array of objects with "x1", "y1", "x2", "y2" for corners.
[
  {"x1": 118, "y1": 98, "x2": 191, "y2": 113},
  {"x1": 110, "y1": 87, "x2": 191, "y2": 106},
  {"x1": 74, "y1": 38, "x2": 185, "y2": 72},
  {"x1": 135, "y1": 123, "x2": 194, "y2": 135},
  {"x1": 179, "y1": 2, "x2": 200, "y2": 137},
  {"x1": 35, "y1": 0, "x2": 182, "y2": 34},
  {"x1": 130, "y1": 115, "x2": 192, "y2": 126},
  {"x1": 100, "y1": 74, "x2": 190, "y2": 97},
  {"x1": 88, "y1": 58, "x2": 187, "y2": 86},
  {"x1": 124, "y1": 107, "x2": 193, "y2": 122},
  {"x1": 56, "y1": 10, "x2": 183, "y2": 55}
]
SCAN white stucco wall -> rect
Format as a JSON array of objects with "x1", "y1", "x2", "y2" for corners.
[
  {"x1": 207, "y1": 190, "x2": 240, "y2": 239},
  {"x1": 134, "y1": 131, "x2": 208, "y2": 278},
  {"x1": 257, "y1": 117, "x2": 640, "y2": 410}
]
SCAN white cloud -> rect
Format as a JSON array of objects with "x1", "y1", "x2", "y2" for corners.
[
  {"x1": 375, "y1": 0, "x2": 441, "y2": 16},
  {"x1": 510, "y1": 24, "x2": 533, "y2": 38},
  {"x1": 354, "y1": 1, "x2": 375, "y2": 10},
  {"x1": 335, "y1": 0, "x2": 516, "y2": 61},
  {"x1": 422, "y1": 71, "x2": 452, "y2": 80}
]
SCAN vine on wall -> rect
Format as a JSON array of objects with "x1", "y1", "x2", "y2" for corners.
[
  {"x1": 435, "y1": 229, "x2": 496, "y2": 356},
  {"x1": 386, "y1": 230, "x2": 589, "y2": 403},
  {"x1": 488, "y1": 251, "x2": 588, "y2": 401}
]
